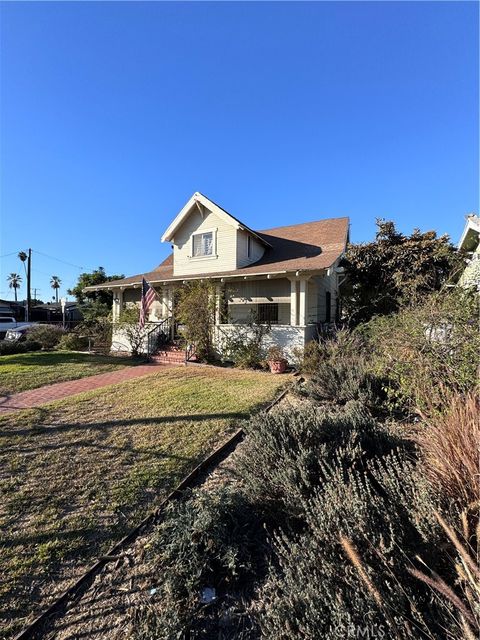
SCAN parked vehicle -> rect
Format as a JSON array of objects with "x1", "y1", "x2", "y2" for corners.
[{"x1": 0, "y1": 319, "x2": 38, "y2": 340}]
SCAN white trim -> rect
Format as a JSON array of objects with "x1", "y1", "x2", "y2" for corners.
[
  {"x1": 458, "y1": 216, "x2": 480, "y2": 249},
  {"x1": 189, "y1": 227, "x2": 217, "y2": 259},
  {"x1": 162, "y1": 193, "x2": 239, "y2": 243},
  {"x1": 161, "y1": 192, "x2": 271, "y2": 247}
]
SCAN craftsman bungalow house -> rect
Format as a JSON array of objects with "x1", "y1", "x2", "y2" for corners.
[{"x1": 86, "y1": 192, "x2": 349, "y2": 360}]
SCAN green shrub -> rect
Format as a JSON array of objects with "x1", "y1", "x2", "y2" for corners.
[
  {"x1": 294, "y1": 329, "x2": 368, "y2": 375},
  {"x1": 219, "y1": 322, "x2": 270, "y2": 369},
  {"x1": 57, "y1": 333, "x2": 89, "y2": 351},
  {"x1": 236, "y1": 401, "x2": 404, "y2": 522},
  {"x1": 0, "y1": 341, "x2": 28, "y2": 356},
  {"x1": 27, "y1": 324, "x2": 65, "y2": 350},
  {"x1": 132, "y1": 486, "x2": 265, "y2": 639},
  {"x1": 301, "y1": 356, "x2": 389, "y2": 410},
  {"x1": 23, "y1": 339, "x2": 42, "y2": 352},
  {"x1": 363, "y1": 289, "x2": 480, "y2": 414},
  {"x1": 76, "y1": 318, "x2": 112, "y2": 355},
  {"x1": 257, "y1": 451, "x2": 452, "y2": 639}
]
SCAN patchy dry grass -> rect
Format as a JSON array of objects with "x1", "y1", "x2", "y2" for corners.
[
  {"x1": 0, "y1": 365, "x2": 283, "y2": 638},
  {"x1": 0, "y1": 351, "x2": 135, "y2": 395}
]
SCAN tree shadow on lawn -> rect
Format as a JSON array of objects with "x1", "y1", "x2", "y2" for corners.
[
  {"x1": 0, "y1": 411, "x2": 249, "y2": 438},
  {"x1": 0, "y1": 352, "x2": 136, "y2": 368}
]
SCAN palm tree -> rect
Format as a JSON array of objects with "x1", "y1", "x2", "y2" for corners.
[
  {"x1": 7, "y1": 273, "x2": 22, "y2": 302},
  {"x1": 50, "y1": 275, "x2": 61, "y2": 303}
]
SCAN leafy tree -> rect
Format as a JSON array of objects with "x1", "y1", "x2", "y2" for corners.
[
  {"x1": 7, "y1": 273, "x2": 22, "y2": 301},
  {"x1": 341, "y1": 219, "x2": 463, "y2": 325},
  {"x1": 176, "y1": 280, "x2": 217, "y2": 361},
  {"x1": 50, "y1": 275, "x2": 61, "y2": 302},
  {"x1": 68, "y1": 267, "x2": 124, "y2": 309}
]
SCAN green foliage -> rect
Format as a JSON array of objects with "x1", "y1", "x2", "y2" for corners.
[
  {"x1": 75, "y1": 317, "x2": 112, "y2": 355},
  {"x1": 0, "y1": 339, "x2": 42, "y2": 356},
  {"x1": 57, "y1": 332, "x2": 89, "y2": 351},
  {"x1": 257, "y1": 451, "x2": 450, "y2": 639},
  {"x1": 27, "y1": 324, "x2": 65, "y2": 350},
  {"x1": 176, "y1": 280, "x2": 216, "y2": 361},
  {"x1": 0, "y1": 341, "x2": 28, "y2": 355},
  {"x1": 118, "y1": 307, "x2": 145, "y2": 357},
  {"x1": 67, "y1": 266, "x2": 124, "y2": 305},
  {"x1": 362, "y1": 289, "x2": 480, "y2": 414},
  {"x1": 219, "y1": 320, "x2": 271, "y2": 369},
  {"x1": 80, "y1": 299, "x2": 112, "y2": 321},
  {"x1": 133, "y1": 487, "x2": 265, "y2": 639},
  {"x1": 342, "y1": 219, "x2": 463, "y2": 325},
  {"x1": 237, "y1": 402, "x2": 403, "y2": 522}
]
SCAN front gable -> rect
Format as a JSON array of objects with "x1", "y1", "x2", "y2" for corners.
[{"x1": 162, "y1": 192, "x2": 269, "y2": 276}]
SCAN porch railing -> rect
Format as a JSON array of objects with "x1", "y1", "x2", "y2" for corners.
[{"x1": 146, "y1": 317, "x2": 172, "y2": 357}]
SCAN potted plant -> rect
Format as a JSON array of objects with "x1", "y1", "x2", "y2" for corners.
[{"x1": 267, "y1": 345, "x2": 288, "y2": 374}]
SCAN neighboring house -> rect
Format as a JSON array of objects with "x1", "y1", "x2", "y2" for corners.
[
  {"x1": 85, "y1": 192, "x2": 349, "y2": 360},
  {"x1": 31, "y1": 301, "x2": 83, "y2": 323},
  {"x1": 0, "y1": 299, "x2": 23, "y2": 320},
  {"x1": 458, "y1": 214, "x2": 480, "y2": 290}
]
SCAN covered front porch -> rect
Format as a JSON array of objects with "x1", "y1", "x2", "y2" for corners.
[{"x1": 109, "y1": 271, "x2": 337, "y2": 361}]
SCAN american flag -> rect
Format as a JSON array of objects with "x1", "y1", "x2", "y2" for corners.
[{"x1": 139, "y1": 278, "x2": 157, "y2": 328}]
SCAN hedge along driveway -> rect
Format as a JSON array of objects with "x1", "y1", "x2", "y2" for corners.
[
  {"x1": 0, "y1": 365, "x2": 284, "y2": 639},
  {"x1": 0, "y1": 351, "x2": 135, "y2": 396}
]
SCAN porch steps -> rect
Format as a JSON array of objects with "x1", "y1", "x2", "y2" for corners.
[{"x1": 150, "y1": 345, "x2": 187, "y2": 365}]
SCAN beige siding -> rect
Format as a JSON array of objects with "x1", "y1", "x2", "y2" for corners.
[
  {"x1": 172, "y1": 208, "x2": 237, "y2": 276},
  {"x1": 314, "y1": 271, "x2": 338, "y2": 323},
  {"x1": 236, "y1": 230, "x2": 265, "y2": 267}
]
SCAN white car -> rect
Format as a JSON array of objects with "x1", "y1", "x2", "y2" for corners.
[{"x1": 0, "y1": 318, "x2": 37, "y2": 340}]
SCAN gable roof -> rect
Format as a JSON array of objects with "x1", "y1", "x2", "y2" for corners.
[
  {"x1": 85, "y1": 216, "x2": 349, "y2": 290},
  {"x1": 161, "y1": 192, "x2": 271, "y2": 247}
]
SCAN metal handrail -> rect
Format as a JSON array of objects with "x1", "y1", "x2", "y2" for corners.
[{"x1": 146, "y1": 317, "x2": 171, "y2": 357}]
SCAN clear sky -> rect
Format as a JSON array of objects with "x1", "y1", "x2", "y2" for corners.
[{"x1": 1, "y1": 1, "x2": 478, "y2": 303}]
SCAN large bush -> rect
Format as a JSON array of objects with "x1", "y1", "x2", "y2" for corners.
[
  {"x1": 236, "y1": 402, "x2": 403, "y2": 522},
  {"x1": 363, "y1": 289, "x2": 479, "y2": 414},
  {"x1": 257, "y1": 452, "x2": 452, "y2": 639},
  {"x1": 176, "y1": 280, "x2": 216, "y2": 361},
  {"x1": 342, "y1": 219, "x2": 462, "y2": 325},
  {"x1": 57, "y1": 332, "x2": 89, "y2": 351},
  {"x1": 27, "y1": 324, "x2": 65, "y2": 350}
]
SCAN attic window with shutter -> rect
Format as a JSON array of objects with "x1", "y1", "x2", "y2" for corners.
[{"x1": 192, "y1": 231, "x2": 214, "y2": 258}]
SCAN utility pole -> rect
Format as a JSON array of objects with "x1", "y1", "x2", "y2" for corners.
[{"x1": 26, "y1": 248, "x2": 32, "y2": 321}]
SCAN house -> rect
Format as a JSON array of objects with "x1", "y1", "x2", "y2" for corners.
[
  {"x1": 0, "y1": 299, "x2": 23, "y2": 320},
  {"x1": 30, "y1": 301, "x2": 83, "y2": 324},
  {"x1": 458, "y1": 214, "x2": 480, "y2": 290},
  {"x1": 85, "y1": 192, "x2": 349, "y2": 360}
]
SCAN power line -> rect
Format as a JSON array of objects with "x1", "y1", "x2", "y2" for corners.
[
  {"x1": 0, "y1": 251, "x2": 22, "y2": 259},
  {"x1": 32, "y1": 249, "x2": 86, "y2": 271}
]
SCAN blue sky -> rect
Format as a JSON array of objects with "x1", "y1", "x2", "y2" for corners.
[{"x1": 1, "y1": 1, "x2": 478, "y2": 302}]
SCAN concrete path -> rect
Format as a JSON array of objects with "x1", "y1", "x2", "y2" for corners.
[{"x1": 0, "y1": 363, "x2": 169, "y2": 415}]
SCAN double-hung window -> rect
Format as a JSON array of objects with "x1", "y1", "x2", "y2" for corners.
[{"x1": 192, "y1": 231, "x2": 214, "y2": 257}]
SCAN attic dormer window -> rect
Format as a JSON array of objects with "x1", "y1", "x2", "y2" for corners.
[{"x1": 192, "y1": 231, "x2": 214, "y2": 257}]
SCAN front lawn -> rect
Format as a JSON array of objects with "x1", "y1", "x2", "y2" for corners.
[
  {"x1": 0, "y1": 366, "x2": 284, "y2": 638},
  {"x1": 0, "y1": 350, "x2": 135, "y2": 395}
]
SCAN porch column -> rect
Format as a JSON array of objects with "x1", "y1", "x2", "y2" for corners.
[
  {"x1": 290, "y1": 279, "x2": 298, "y2": 326},
  {"x1": 214, "y1": 284, "x2": 221, "y2": 325},
  {"x1": 161, "y1": 287, "x2": 169, "y2": 319},
  {"x1": 298, "y1": 279, "x2": 308, "y2": 326},
  {"x1": 113, "y1": 288, "x2": 124, "y2": 322}
]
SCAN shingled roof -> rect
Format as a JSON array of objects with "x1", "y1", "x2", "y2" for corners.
[{"x1": 85, "y1": 217, "x2": 349, "y2": 290}]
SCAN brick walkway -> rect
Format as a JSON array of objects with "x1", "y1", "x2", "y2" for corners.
[{"x1": 0, "y1": 363, "x2": 169, "y2": 415}]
